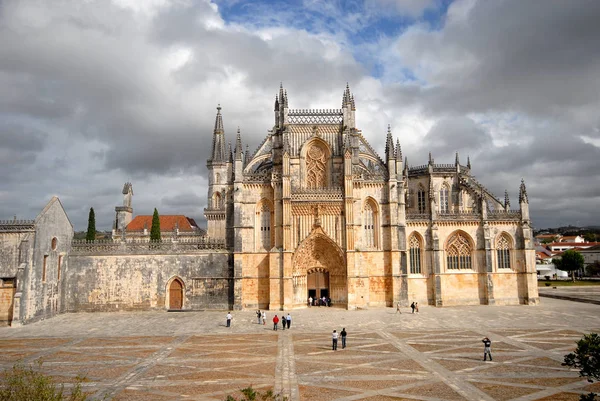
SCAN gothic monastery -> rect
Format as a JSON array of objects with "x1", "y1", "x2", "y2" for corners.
[
  {"x1": 204, "y1": 84, "x2": 538, "y2": 310},
  {"x1": 0, "y1": 84, "x2": 538, "y2": 326}
]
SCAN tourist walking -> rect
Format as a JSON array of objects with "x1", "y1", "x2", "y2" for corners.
[
  {"x1": 273, "y1": 315, "x2": 279, "y2": 331},
  {"x1": 308, "y1": 296, "x2": 313, "y2": 307},
  {"x1": 410, "y1": 302, "x2": 415, "y2": 313},
  {"x1": 332, "y1": 330, "x2": 338, "y2": 350},
  {"x1": 286, "y1": 313, "x2": 292, "y2": 329},
  {"x1": 341, "y1": 328, "x2": 347, "y2": 348},
  {"x1": 415, "y1": 302, "x2": 419, "y2": 313},
  {"x1": 396, "y1": 302, "x2": 401, "y2": 313},
  {"x1": 226, "y1": 312, "x2": 232, "y2": 327},
  {"x1": 262, "y1": 311, "x2": 266, "y2": 325},
  {"x1": 482, "y1": 337, "x2": 492, "y2": 361},
  {"x1": 256, "y1": 310, "x2": 261, "y2": 324}
]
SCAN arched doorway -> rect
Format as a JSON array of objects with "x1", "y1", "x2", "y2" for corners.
[
  {"x1": 169, "y1": 279, "x2": 183, "y2": 310},
  {"x1": 293, "y1": 227, "x2": 347, "y2": 307},
  {"x1": 307, "y1": 268, "x2": 329, "y2": 304}
]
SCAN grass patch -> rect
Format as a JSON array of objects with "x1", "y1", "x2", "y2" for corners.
[{"x1": 538, "y1": 280, "x2": 600, "y2": 287}]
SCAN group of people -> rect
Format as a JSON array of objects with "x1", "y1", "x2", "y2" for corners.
[
  {"x1": 394, "y1": 302, "x2": 420, "y2": 313},
  {"x1": 308, "y1": 296, "x2": 331, "y2": 307},
  {"x1": 331, "y1": 328, "x2": 347, "y2": 350},
  {"x1": 270, "y1": 313, "x2": 292, "y2": 330}
]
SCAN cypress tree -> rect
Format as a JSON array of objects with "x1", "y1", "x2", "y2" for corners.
[
  {"x1": 150, "y1": 208, "x2": 161, "y2": 241},
  {"x1": 86, "y1": 207, "x2": 96, "y2": 241}
]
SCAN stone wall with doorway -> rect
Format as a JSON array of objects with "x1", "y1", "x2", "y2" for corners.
[{"x1": 66, "y1": 251, "x2": 231, "y2": 311}]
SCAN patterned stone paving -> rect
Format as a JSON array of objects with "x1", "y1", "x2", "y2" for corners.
[{"x1": 1, "y1": 296, "x2": 599, "y2": 400}]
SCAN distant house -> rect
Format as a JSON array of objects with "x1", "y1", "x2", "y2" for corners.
[
  {"x1": 536, "y1": 246, "x2": 567, "y2": 278},
  {"x1": 559, "y1": 235, "x2": 584, "y2": 243},
  {"x1": 579, "y1": 245, "x2": 600, "y2": 271},
  {"x1": 534, "y1": 233, "x2": 561, "y2": 244},
  {"x1": 114, "y1": 215, "x2": 206, "y2": 241}
]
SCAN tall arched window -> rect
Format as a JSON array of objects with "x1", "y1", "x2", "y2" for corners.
[
  {"x1": 306, "y1": 143, "x2": 327, "y2": 189},
  {"x1": 213, "y1": 192, "x2": 222, "y2": 209},
  {"x1": 446, "y1": 232, "x2": 472, "y2": 270},
  {"x1": 258, "y1": 202, "x2": 271, "y2": 250},
  {"x1": 364, "y1": 201, "x2": 375, "y2": 248},
  {"x1": 409, "y1": 234, "x2": 422, "y2": 274},
  {"x1": 440, "y1": 184, "x2": 449, "y2": 213},
  {"x1": 497, "y1": 234, "x2": 512, "y2": 269},
  {"x1": 215, "y1": 173, "x2": 221, "y2": 184},
  {"x1": 417, "y1": 187, "x2": 426, "y2": 213}
]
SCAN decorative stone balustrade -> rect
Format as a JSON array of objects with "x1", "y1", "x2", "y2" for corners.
[
  {"x1": 71, "y1": 237, "x2": 227, "y2": 255},
  {"x1": 287, "y1": 109, "x2": 343, "y2": 124},
  {"x1": 291, "y1": 187, "x2": 344, "y2": 201}
]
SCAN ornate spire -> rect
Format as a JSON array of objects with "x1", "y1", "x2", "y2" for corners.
[
  {"x1": 274, "y1": 95, "x2": 279, "y2": 111},
  {"x1": 214, "y1": 104, "x2": 223, "y2": 132},
  {"x1": 455, "y1": 152, "x2": 460, "y2": 166},
  {"x1": 467, "y1": 156, "x2": 471, "y2": 169},
  {"x1": 428, "y1": 152, "x2": 434, "y2": 165},
  {"x1": 385, "y1": 124, "x2": 394, "y2": 159},
  {"x1": 504, "y1": 190, "x2": 511, "y2": 209},
  {"x1": 395, "y1": 139, "x2": 402, "y2": 162},
  {"x1": 342, "y1": 83, "x2": 355, "y2": 109},
  {"x1": 210, "y1": 104, "x2": 226, "y2": 162},
  {"x1": 519, "y1": 179, "x2": 528, "y2": 204},
  {"x1": 228, "y1": 142, "x2": 233, "y2": 163},
  {"x1": 279, "y1": 82, "x2": 284, "y2": 104},
  {"x1": 235, "y1": 127, "x2": 243, "y2": 160}
]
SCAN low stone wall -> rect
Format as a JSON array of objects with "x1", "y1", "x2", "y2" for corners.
[{"x1": 65, "y1": 251, "x2": 232, "y2": 312}]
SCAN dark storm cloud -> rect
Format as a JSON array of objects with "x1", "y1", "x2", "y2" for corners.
[{"x1": 0, "y1": 0, "x2": 598, "y2": 230}]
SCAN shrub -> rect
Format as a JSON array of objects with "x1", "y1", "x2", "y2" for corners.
[
  {"x1": 0, "y1": 361, "x2": 89, "y2": 401},
  {"x1": 225, "y1": 386, "x2": 287, "y2": 401}
]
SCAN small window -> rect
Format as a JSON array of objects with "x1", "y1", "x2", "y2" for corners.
[
  {"x1": 57, "y1": 255, "x2": 62, "y2": 281},
  {"x1": 43, "y1": 255, "x2": 48, "y2": 282},
  {"x1": 51, "y1": 237, "x2": 58, "y2": 250}
]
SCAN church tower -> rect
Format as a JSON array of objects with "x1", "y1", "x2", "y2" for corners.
[
  {"x1": 115, "y1": 182, "x2": 133, "y2": 232},
  {"x1": 205, "y1": 105, "x2": 230, "y2": 240}
]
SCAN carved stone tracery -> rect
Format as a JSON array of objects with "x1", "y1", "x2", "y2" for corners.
[{"x1": 306, "y1": 143, "x2": 327, "y2": 189}]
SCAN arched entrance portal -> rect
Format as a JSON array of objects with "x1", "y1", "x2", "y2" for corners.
[
  {"x1": 307, "y1": 268, "x2": 329, "y2": 303},
  {"x1": 293, "y1": 227, "x2": 347, "y2": 307},
  {"x1": 169, "y1": 278, "x2": 183, "y2": 310}
]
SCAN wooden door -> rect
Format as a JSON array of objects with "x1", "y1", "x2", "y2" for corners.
[{"x1": 169, "y1": 279, "x2": 183, "y2": 310}]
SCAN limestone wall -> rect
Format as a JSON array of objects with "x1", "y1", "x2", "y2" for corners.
[{"x1": 65, "y1": 252, "x2": 231, "y2": 311}]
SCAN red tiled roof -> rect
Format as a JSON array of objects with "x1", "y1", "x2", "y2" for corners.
[{"x1": 126, "y1": 215, "x2": 199, "y2": 232}]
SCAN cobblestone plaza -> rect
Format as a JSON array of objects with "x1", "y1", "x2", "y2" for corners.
[{"x1": 1, "y1": 293, "x2": 599, "y2": 401}]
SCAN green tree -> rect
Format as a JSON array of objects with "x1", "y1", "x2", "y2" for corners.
[
  {"x1": 553, "y1": 249, "x2": 585, "y2": 282},
  {"x1": 563, "y1": 332, "x2": 600, "y2": 401},
  {"x1": 85, "y1": 208, "x2": 96, "y2": 242},
  {"x1": 584, "y1": 232, "x2": 597, "y2": 243},
  {"x1": 150, "y1": 208, "x2": 161, "y2": 241}
]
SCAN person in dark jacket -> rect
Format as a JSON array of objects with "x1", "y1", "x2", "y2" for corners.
[{"x1": 482, "y1": 337, "x2": 492, "y2": 361}]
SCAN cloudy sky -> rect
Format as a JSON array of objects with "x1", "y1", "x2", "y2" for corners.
[{"x1": 1, "y1": 0, "x2": 599, "y2": 231}]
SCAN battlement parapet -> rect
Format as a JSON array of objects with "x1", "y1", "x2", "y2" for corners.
[{"x1": 0, "y1": 219, "x2": 36, "y2": 232}]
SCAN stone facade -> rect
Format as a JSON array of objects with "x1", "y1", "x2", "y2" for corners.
[
  {"x1": 1, "y1": 85, "x2": 538, "y2": 326},
  {"x1": 205, "y1": 84, "x2": 538, "y2": 310},
  {"x1": 0, "y1": 197, "x2": 73, "y2": 326}
]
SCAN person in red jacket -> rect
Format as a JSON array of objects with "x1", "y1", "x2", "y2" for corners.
[{"x1": 273, "y1": 315, "x2": 279, "y2": 331}]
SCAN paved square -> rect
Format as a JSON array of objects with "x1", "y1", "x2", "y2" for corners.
[{"x1": 1, "y1": 296, "x2": 599, "y2": 401}]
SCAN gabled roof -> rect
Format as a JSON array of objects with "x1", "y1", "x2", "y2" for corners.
[{"x1": 126, "y1": 215, "x2": 200, "y2": 232}]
